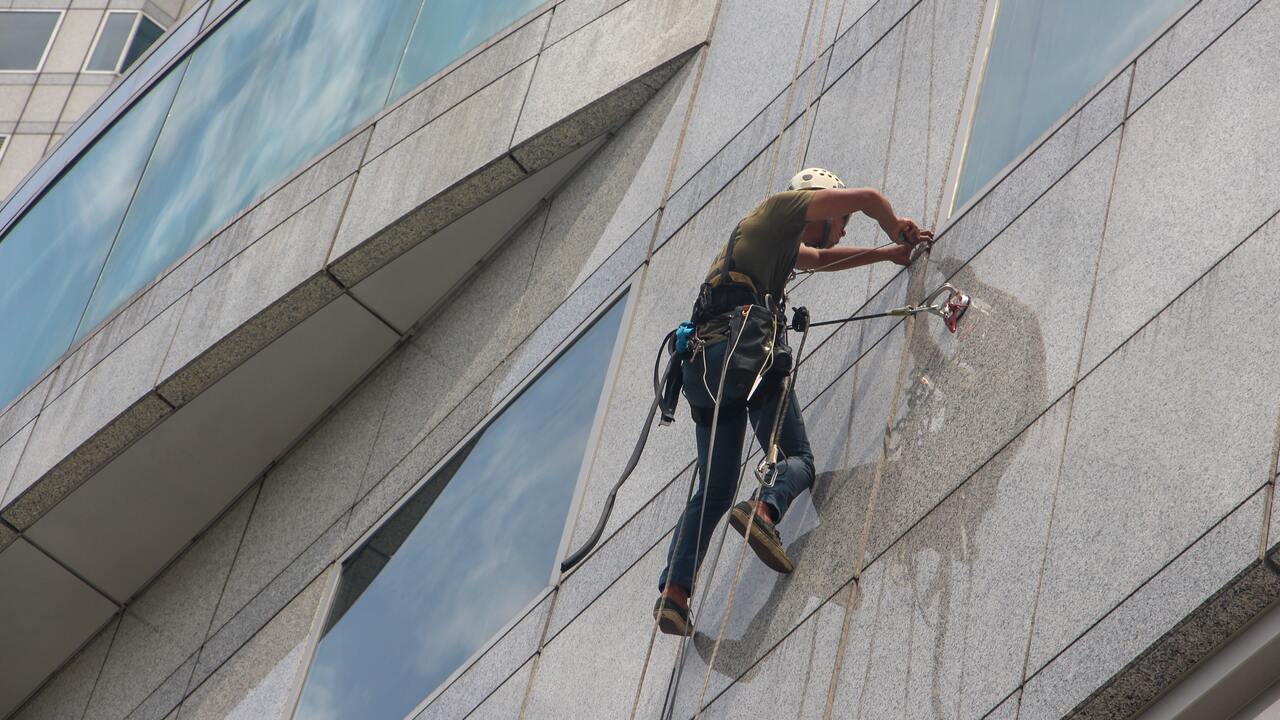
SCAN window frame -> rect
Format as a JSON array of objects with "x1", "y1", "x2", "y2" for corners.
[
  {"x1": 0, "y1": 135, "x2": 9, "y2": 165},
  {"x1": 282, "y1": 282, "x2": 637, "y2": 720},
  {"x1": 0, "y1": 9, "x2": 65, "y2": 74},
  {"x1": 82, "y1": 10, "x2": 166, "y2": 75},
  {"x1": 940, "y1": 0, "x2": 1196, "y2": 224}
]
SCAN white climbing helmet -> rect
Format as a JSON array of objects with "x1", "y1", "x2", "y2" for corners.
[{"x1": 788, "y1": 167, "x2": 845, "y2": 191}]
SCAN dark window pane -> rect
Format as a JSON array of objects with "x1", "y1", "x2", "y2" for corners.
[
  {"x1": 295, "y1": 296, "x2": 628, "y2": 720},
  {"x1": 121, "y1": 15, "x2": 165, "y2": 72},
  {"x1": 955, "y1": 0, "x2": 1185, "y2": 208},
  {"x1": 0, "y1": 11, "x2": 60, "y2": 71},
  {"x1": 86, "y1": 12, "x2": 137, "y2": 72}
]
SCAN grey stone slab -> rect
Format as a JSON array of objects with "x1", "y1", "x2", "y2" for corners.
[
  {"x1": 3, "y1": 299, "x2": 184, "y2": 530},
  {"x1": 49, "y1": 243, "x2": 208, "y2": 406},
  {"x1": 369, "y1": 13, "x2": 550, "y2": 161},
  {"x1": 806, "y1": 17, "x2": 905, "y2": 251},
  {"x1": 195, "y1": 511, "x2": 347, "y2": 692},
  {"x1": 1020, "y1": 488, "x2": 1274, "y2": 720},
  {"x1": 870, "y1": 397, "x2": 1068, "y2": 720},
  {"x1": 402, "y1": 202, "x2": 547, "y2": 431},
  {"x1": 697, "y1": 594, "x2": 847, "y2": 719},
  {"x1": 551, "y1": 463, "x2": 692, "y2": 640},
  {"x1": 156, "y1": 179, "x2": 352, "y2": 407},
  {"x1": 941, "y1": 68, "x2": 1130, "y2": 270},
  {"x1": 521, "y1": 540, "x2": 676, "y2": 718},
  {"x1": 828, "y1": 0, "x2": 917, "y2": 86},
  {"x1": 1080, "y1": 0, "x2": 1280, "y2": 374},
  {"x1": 123, "y1": 652, "x2": 197, "y2": 720},
  {"x1": 465, "y1": 656, "x2": 532, "y2": 720},
  {"x1": 668, "y1": 0, "x2": 839, "y2": 190},
  {"x1": 862, "y1": 134, "x2": 1119, "y2": 565},
  {"x1": 515, "y1": 0, "x2": 713, "y2": 151},
  {"x1": 207, "y1": 337, "x2": 398, "y2": 632},
  {"x1": 1028, "y1": 211, "x2": 1280, "y2": 675},
  {"x1": 664, "y1": 337, "x2": 901, "y2": 714},
  {"x1": 983, "y1": 691, "x2": 1021, "y2": 720},
  {"x1": 878, "y1": 0, "x2": 989, "y2": 239},
  {"x1": 356, "y1": 341, "x2": 457, "y2": 500},
  {"x1": 330, "y1": 63, "x2": 535, "y2": 284},
  {"x1": 0, "y1": 372, "x2": 52, "y2": 451},
  {"x1": 495, "y1": 219, "x2": 648, "y2": 404},
  {"x1": 84, "y1": 487, "x2": 258, "y2": 720},
  {"x1": 9, "y1": 617, "x2": 118, "y2": 720},
  {"x1": 197, "y1": 128, "x2": 370, "y2": 282},
  {"x1": 511, "y1": 49, "x2": 691, "y2": 175},
  {"x1": 0, "y1": 420, "x2": 34, "y2": 510},
  {"x1": 823, "y1": 558, "x2": 886, "y2": 716},
  {"x1": 514, "y1": 66, "x2": 685, "y2": 329},
  {"x1": 417, "y1": 593, "x2": 550, "y2": 719},
  {"x1": 544, "y1": 0, "x2": 626, "y2": 47},
  {"x1": 1130, "y1": 0, "x2": 1259, "y2": 113},
  {"x1": 179, "y1": 569, "x2": 330, "y2": 720},
  {"x1": 344, "y1": 366, "x2": 510, "y2": 557},
  {"x1": 655, "y1": 51, "x2": 824, "y2": 251}
]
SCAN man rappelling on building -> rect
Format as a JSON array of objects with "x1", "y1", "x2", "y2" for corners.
[{"x1": 653, "y1": 168, "x2": 932, "y2": 636}]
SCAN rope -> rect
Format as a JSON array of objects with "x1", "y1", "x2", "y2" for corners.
[
  {"x1": 694, "y1": 324, "x2": 810, "y2": 716},
  {"x1": 629, "y1": 320, "x2": 744, "y2": 719}
]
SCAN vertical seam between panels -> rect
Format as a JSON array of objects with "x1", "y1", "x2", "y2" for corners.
[
  {"x1": 187, "y1": 480, "x2": 263, "y2": 696},
  {"x1": 1259, "y1": 413, "x2": 1280, "y2": 559},
  {"x1": 68, "y1": 53, "x2": 194, "y2": 347},
  {"x1": 321, "y1": 128, "x2": 375, "y2": 279},
  {"x1": 75, "y1": 615, "x2": 124, "y2": 720},
  {"x1": 930, "y1": 0, "x2": 989, "y2": 227},
  {"x1": 383, "y1": 0, "x2": 430, "y2": 108},
  {"x1": 1014, "y1": 71, "x2": 1130, "y2": 712},
  {"x1": 507, "y1": 18, "x2": 554, "y2": 152}
]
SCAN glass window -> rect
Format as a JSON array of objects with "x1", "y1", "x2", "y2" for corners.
[
  {"x1": 86, "y1": 12, "x2": 167, "y2": 74},
  {"x1": 0, "y1": 62, "x2": 185, "y2": 406},
  {"x1": 953, "y1": 0, "x2": 1185, "y2": 210},
  {"x1": 77, "y1": 0, "x2": 424, "y2": 338},
  {"x1": 121, "y1": 15, "x2": 165, "y2": 72},
  {"x1": 86, "y1": 12, "x2": 138, "y2": 72},
  {"x1": 294, "y1": 296, "x2": 628, "y2": 720},
  {"x1": 389, "y1": 0, "x2": 546, "y2": 101},
  {"x1": 0, "y1": 10, "x2": 61, "y2": 71}
]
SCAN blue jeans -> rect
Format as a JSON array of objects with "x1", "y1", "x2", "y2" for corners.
[{"x1": 658, "y1": 339, "x2": 815, "y2": 594}]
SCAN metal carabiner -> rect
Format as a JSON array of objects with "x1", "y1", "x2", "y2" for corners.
[{"x1": 754, "y1": 457, "x2": 778, "y2": 488}]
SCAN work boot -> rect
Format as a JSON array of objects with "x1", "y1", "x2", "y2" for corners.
[
  {"x1": 729, "y1": 501, "x2": 794, "y2": 574},
  {"x1": 654, "y1": 596, "x2": 693, "y2": 636}
]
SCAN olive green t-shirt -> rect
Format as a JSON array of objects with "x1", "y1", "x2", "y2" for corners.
[{"x1": 698, "y1": 190, "x2": 813, "y2": 343}]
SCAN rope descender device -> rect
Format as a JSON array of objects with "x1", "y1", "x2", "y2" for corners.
[{"x1": 907, "y1": 282, "x2": 971, "y2": 334}]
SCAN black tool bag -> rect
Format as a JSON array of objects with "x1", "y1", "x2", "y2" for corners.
[{"x1": 722, "y1": 304, "x2": 780, "y2": 400}]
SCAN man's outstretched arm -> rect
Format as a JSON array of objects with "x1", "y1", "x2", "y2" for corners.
[
  {"x1": 805, "y1": 187, "x2": 933, "y2": 246},
  {"x1": 795, "y1": 243, "x2": 911, "y2": 272}
]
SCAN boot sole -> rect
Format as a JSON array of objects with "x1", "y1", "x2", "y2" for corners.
[
  {"x1": 729, "y1": 506, "x2": 794, "y2": 574},
  {"x1": 654, "y1": 606, "x2": 693, "y2": 636}
]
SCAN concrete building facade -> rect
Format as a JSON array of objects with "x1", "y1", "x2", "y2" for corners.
[
  {"x1": 1, "y1": 0, "x2": 1278, "y2": 718},
  {"x1": 0, "y1": 0, "x2": 196, "y2": 200}
]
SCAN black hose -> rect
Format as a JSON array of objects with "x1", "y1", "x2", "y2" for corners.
[{"x1": 560, "y1": 398, "x2": 661, "y2": 572}]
